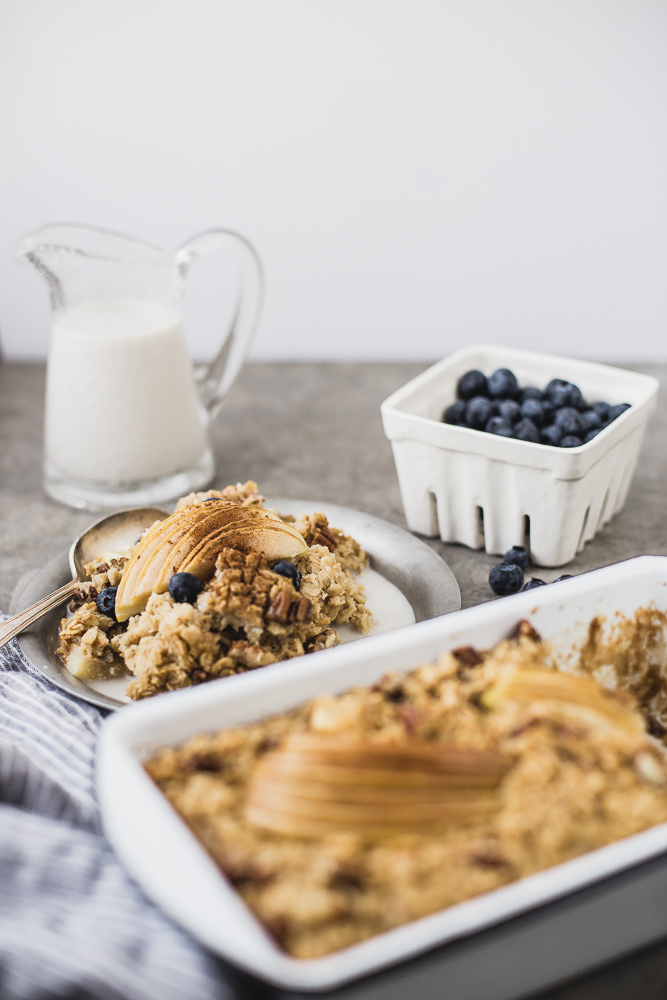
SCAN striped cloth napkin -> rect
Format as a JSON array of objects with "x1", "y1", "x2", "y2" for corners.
[{"x1": 0, "y1": 623, "x2": 234, "y2": 1000}]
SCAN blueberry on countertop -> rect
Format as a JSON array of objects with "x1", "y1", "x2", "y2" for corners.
[
  {"x1": 272, "y1": 560, "x2": 302, "y2": 590},
  {"x1": 497, "y1": 399, "x2": 521, "y2": 423},
  {"x1": 503, "y1": 545, "x2": 529, "y2": 569},
  {"x1": 485, "y1": 416, "x2": 515, "y2": 437},
  {"x1": 553, "y1": 574, "x2": 573, "y2": 582},
  {"x1": 487, "y1": 368, "x2": 519, "y2": 399},
  {"x1": 522, "y1": 578, "x2": 546, "y2": 591},
  {"x1": 514, "y1": 418, "x2": 540, "y2": 442},
  {"x1": 466, "y1": 396, "x2": 494, "y2": 429},
  {"x1": 489, "y1": 563, "x2": 524, "y2": 595},
  {"x1": 457, "y1": 369, "x2": 488, "y2": 400},
  {"x1": 560, "y1": 435, "x2": 583, "y2": 447},
  {"x1": 443, "y1": 400, "x2": 467, "y2": 425},
  {"x1": 541, "y1": 425, "x2": 562, "y2": 446},
  {"x1": 169, "y1": 572, "x2": 203, "y2": 604},
  {"x1": 96, "y1": 587, "x2": 117, "y2": 621}
]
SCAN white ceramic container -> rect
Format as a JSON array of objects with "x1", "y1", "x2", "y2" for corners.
[
  {"x1": 380, "y1": 345, "x2": 659, "y2": 566},
  {"x1": 98, "y1": 556, "x2": 667, "y2": 993}
]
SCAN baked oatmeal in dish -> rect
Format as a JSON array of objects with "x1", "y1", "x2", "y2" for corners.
[
  {"x1": 145, "y1": 620, "x2": 667, "y2": 959},
  {"x1": 56, "y1": 482, "x2": 372, "y2": 700}
]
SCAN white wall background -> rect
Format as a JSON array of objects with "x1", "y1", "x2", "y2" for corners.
[{"x1": 1, "y1": 0, "x2": 666, "y2": 363}]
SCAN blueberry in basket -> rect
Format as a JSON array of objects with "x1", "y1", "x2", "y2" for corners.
[
  {"x1": 457, "y1": 369, "x2": 488, "y2": 400},
  {"x1": 486, "y1": 415, "x2": 514, "y2": 437},
  {"x1": 444, "y1": 367, "x2": 630, "y2": 448},
  {"x1": 169, "y1": 572, "x2": 203, "y2": 604},
  {"x1": 466, "y1": 396, "x2": 494, "y2": 429},
  {"x1": 443, "y1": 400, "x2": 467, "y2": 425}
]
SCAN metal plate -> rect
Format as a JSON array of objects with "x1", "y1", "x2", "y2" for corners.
[{"x1": 10, "y1": 500, "x2": 460, "y2": 711}]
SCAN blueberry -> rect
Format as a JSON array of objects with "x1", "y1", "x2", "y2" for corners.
[
  {"x1": 457, "y1": 370, "x2": 488, "y2": 400},
  {"x1": 563, "y1": 383, "x2": 586, "y2": 410},
  {"x1": 584, "y1": 428, "x2": 601, "y2": 442},
  {"x1": 443, "y1": 400, "x2": 467, "y2": 425},
  {"x1": 541, "y1": 398, "x2": 557, "y2": 422},
  {"x1": 514, "y1": 418, "x2": 540, "y2": 442},
  {"x1": 487, "y1": 368, "x2": 519, "y2": 399},
  {"x1": 169, "y1": 572, "x2": 203, "y2": 604},
  {"x1": 545, "y1": 378, "x2": 567, "y2": 397},
  {"x1": 521, "y1": 386, "x2": 543, "y2": 403},
  {"x1": 522, "y1": 578, "x2": 546, "y2": 591},
  {"x1": 607, "y1": 402, "x2": 631, "y2": 422},
  {"x1": 553, "y1": 574, "x2": 573, "y2": 582},
  {"x1": 579, "y1": 409, "x2": 602, "y2": 434},
  {"x1": 485, "y1": 416, "x2": 515, "y2": 437},
  {"x1": 489, "y1": 563, "x2": 524, "y2": 595},
  {"x1": 559, "y1": 435, "x2": 583, "y2": 447},
  {"x1": 541, "y1": 425, "x2": 562, "y2": 446},
  {"x1": 520, "y1": 398, "x2": 545, "y2": 425},
  {"x1": 546, "y1": 381, "x2": 586, "y2": 410},
  {"x1": 554, "y1": 407, "x2": 582, "y2": 436},
  {"x1": 591, "y1": 401, "x2": 611, "y2": 424},
  {"x1": 96, "y1": 587, "x2": 117, "y2": 621},
  {"x1": 466, "y1": 395, "x2": 494, "y2": 429},
  {"x1": 503, "y1": 545, "x2": 529, "y2": 569},
  {"x1": 272, "y1": 560, "x2": 301, "y2": 590},
  {"x1": 497, "y1": 399, "x2": 521, "y2": 423}
]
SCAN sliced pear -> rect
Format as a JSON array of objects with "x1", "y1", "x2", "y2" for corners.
[
  {"x1": 483, "y1": 668, "x2": 645, "y2": 734},
  {"x1": 115, "y1": 499, "x2": 307, "y2": 621},
  {"x1": 246, "y1": 734, "x2": 509, "y2": 838}
]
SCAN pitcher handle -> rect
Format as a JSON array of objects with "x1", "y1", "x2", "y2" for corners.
[{"x1": 174, "y1": 230, "x2": 263, "y2": 420}]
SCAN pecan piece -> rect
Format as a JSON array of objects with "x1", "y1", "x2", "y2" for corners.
[
  {"x1": 312, "y1": 526, "x2": 337, "y2": 551},
  {"x1": 266, "y1": 590, "x2": 292, "y2": 624},
  {"x1": 451, "y1": 646, "x2": 484, "y2": 668},
  {"x1": 296, "y1": 597, "x2": 312, "y2": 622}
]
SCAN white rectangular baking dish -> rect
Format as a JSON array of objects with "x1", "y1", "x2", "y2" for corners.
[
  {"x1": 98, "y1": 556, "x2": 667, "y2": 992},
  {"x1": 380, "y1": 346, "x2": 659, "y2": 566}
]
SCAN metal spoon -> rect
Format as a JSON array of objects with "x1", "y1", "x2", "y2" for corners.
[{"x1": 0, "y1": 507, "x2": 168, "y2": 649}]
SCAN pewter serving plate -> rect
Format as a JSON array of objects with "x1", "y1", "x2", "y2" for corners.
[{"x1": 11, "y1": 500, "x2": 460, "y2": 711}]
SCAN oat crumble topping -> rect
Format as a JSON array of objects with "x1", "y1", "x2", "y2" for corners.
[{"x1": 144, "y1": 620, "x2": 667, "y2": 958}]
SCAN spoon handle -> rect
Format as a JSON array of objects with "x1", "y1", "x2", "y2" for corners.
[{"x1": 0, "y1": 580, "x2": 80, "y2": 649}]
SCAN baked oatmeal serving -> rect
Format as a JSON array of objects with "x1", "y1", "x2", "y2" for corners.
[
  {"x1": 145, "y1": 619, "x2": 667, "y2": 959},
  {"x1": 56, "y1": 482, "x2": 372, "y2": 700}
]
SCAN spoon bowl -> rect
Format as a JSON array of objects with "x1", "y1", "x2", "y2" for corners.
[{"x1": 0, "y1": 506, "x2": 169, "y2": 650}]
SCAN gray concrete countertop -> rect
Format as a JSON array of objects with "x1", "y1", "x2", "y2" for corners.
[
  {"x1": 2, "y1": 359, "x2": 667, "y2": 999},
  {"x1": 2, "y1": 360, "x2": 667, "y2": 612}
]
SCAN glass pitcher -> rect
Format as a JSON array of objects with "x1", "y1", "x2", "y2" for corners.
[{"x1": 15, "y1": 223, "x2": 262, "y2": 510}]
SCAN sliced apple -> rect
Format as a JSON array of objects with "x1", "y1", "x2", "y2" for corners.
[{"x1": 115, "y1": 499, "x2": 307, "y2": 621}]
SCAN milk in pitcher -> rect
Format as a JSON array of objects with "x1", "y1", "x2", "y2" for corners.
[{"x1": 46, "y1": 300, "x2": 208, "y2": 484}]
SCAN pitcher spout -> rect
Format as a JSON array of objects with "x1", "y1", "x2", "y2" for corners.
[{"x1": 15, "y1": 223, "x2": 171, "y2": 311}]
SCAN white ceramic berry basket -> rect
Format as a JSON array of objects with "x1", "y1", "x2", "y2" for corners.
[{"x1": 380, "y1": 345, "x2": 659, "y2": 567}]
